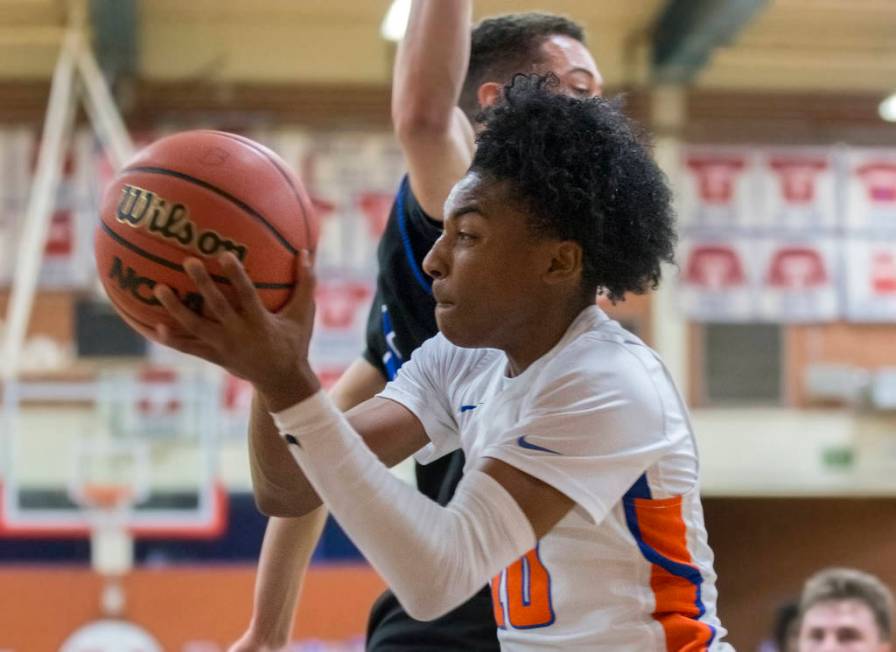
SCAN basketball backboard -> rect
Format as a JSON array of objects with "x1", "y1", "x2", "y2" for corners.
[{"x1": 0, "y1": 364, "x2": 226, "y2": 538}]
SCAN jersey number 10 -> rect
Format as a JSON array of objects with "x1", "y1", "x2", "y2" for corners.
[{"x1": 490, "y1": 546, "x2": 555, "y2": 629}]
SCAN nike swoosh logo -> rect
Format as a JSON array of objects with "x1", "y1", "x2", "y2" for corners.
[
  {"x1": 460, "y1": 404, "x2": 479, "y2": 412},
  {"x1": 516, "y1": 435, "x2": 561, "y2": 455}
]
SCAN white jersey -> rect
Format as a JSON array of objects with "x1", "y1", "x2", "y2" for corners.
[{"x1": 380, "y1": 306, "x2": 732, "y2": 651}]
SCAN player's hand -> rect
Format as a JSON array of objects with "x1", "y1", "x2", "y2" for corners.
[{"x1": 141, "y1": 250, "x2": 321, "y2": 412}]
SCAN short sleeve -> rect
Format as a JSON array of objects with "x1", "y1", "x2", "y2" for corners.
[
  {"x1": 479, "y1": 338, "x2": 676, "y2": 526},
  {"x1": 378, "y1": 334, "x2": 464, "y2": 463}
]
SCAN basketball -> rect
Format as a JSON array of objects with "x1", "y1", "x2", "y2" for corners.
[{"x1": 94, "y1": 130, "x2": 318, "y2": 337}]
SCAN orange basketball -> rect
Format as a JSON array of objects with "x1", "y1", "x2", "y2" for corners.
[{"x1": 94, "y1": 130, "x2": 318, "y2": 338}]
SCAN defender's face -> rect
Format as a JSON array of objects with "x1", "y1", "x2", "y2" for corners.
[
  {"x1": 422, "y1": 172, "x2": 555, "y2": 350},
  {"x1": 798, "y1": 600, "x2": 890, "y2": 652},
  {"x1": 473, "y1": 35, "x2": 603, "y2": 123},
  {"x1": 536, "y1": 35, "x2": 603, "y2": 99}
]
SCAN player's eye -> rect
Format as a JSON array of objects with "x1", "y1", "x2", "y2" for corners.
[
  {"x1": 456, "y1": 231, "x2": 477, "y2": 242},
  {"x1": 837, "y1": 628, "x2": 862, "y2": 642}
]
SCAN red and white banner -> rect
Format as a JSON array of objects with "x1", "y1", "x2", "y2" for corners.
[
  {"x1": 679, "y1": 148, "x2": 754, "y2": 229},
  {"x1": 678, "y1": 147, "x2": 760, "y2": 320},
  {"x1": 32, "y1": 132, "x2": 95, "y2": 289},
  {"x1": 757, "y1": 148, "x2": 838, "y2": 231},
  {"x1": 307, "y1": 274, "x2": 376, "y2": 385},
  {"x1": 755, "y1": 238, "x2": 840, "y2": 322},
  {"x1": 678, "y1": 238, "x2": 756, "y2": 322},
  {"x1": 844, "y1": 240, "x2": 896, "y2": 322},
  {"x1": 846, "y1": 149, "x2": 896, "y2": 233},
  {"x1": 677, "y1": 145, "x2": 896, "y2": 323}
]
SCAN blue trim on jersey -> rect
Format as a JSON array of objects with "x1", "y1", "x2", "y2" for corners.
[
  {"x1": 380, "y1": 305, "x2": 402, "y2": 381},
  {"x1": 395, "y1": 176, "x2": 434, "y2": 295},
  {"x1": 623, "y1": 473, "x2": 717, "y2": 647},
  {"x1": 521, "y1": 554, "x2": 532, "y2": 606},
  {"x1": 460, "y1": 404, "x2": 478, "y2": 412},
  {"x1": 627, "y1": 473, "x2": 653, "y2": 499}
]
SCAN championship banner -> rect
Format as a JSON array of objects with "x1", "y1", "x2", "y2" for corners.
[
  {"x1": 845, "y1": 148, "x2": 896, "y2": 234},
  {"x1": 33, "y1": 132, "x2": 93, "y2": 289},
  {"x1": 844, "y1": 239, "x2": 896, "y2": 322},
  {"x1": 755, "y1": 237, "x2": 840, "y2": 322},
  {"x1": 842, "y1": 149, "x2": 896, "y2": 322},
  {"x1": 756, "y1": 148, "x2": 839, "y2": 232},
  {"x1": 678, "y1": 236, "x2": 756, "y2": 322},
  {"x1": 0, "y1": 130, "x2": 127, "y2": 291},
  {"x1": 679, "y1": 147, "x2": 754, "y2": 231},
  {"x1": 308, "y1": 274, "x2": 375, "y2": 388}
]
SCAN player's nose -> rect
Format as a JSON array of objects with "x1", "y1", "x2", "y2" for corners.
[{"x1": 423, "y1": 236, "x2": 448, "y2": 280}]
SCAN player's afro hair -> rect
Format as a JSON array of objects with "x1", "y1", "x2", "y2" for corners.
[{"x1": 472, "y1": 74, "x2": 676, "y2": 302}]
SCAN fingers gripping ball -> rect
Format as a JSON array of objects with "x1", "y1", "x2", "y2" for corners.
[{"x1": 94, "y1": 130, "x2": 319, "y2": 339}]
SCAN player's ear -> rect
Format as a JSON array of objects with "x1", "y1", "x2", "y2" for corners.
[
  {"x1": 477, "y1": 82, "x2": 503, "y2": 110},
  {"x1": 543, "y1": 241, "x2": 583, "y2": 286}
]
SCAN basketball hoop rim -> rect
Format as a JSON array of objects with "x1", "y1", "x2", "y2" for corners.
[{"x1": 75, "y1": 483, "x2": 136, "y2": 511}]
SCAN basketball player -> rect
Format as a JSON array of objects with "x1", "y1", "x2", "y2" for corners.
[
  {"x1": 141, "y1": 74, "x2": 731, "y2": 650},
  {"x1": 228, "y1": 4, "x2": 603, "y2": 650}
]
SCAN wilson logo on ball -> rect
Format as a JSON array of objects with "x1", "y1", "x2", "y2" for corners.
[{"x1": 115, "y1": 184, "x2": 249, "y2": 261}]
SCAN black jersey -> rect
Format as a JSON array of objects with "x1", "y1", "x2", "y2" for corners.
[
  {"x1": 362, "y1": 176, "x2": 499, "y2": 651},
  {"x1": 363, "y1": 175, "x2": 440, "y2": 384},
  {"x1": 363, "y1": 175, "x2": 468, "y2": 504}
]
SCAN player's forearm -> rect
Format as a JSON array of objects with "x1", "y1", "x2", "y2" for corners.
[
  {"x1": 242, "y1": 510, "x2": 327, "y2": 648},
  {"x1": 272, "y1": 391, "x2": 535, "y2": 621},
  {"x1": 392, "y1": 0, "x2": 472, "y2": 134},
  {"x1": 249, "y1": 393, "x2": 323, "y2": 517}
]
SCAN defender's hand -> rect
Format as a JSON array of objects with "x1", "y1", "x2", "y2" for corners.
[{"x1": 141, "y1": 250, "x2": 321, "y2": 412}]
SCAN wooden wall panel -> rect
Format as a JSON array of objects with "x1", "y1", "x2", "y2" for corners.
[{"x1": 705, "y1": 497, "x2": 896, "y2": 651}]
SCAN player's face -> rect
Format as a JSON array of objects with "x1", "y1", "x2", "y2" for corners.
[
  {"x1": 797, "y1": 600, "x2": 890, "y2": 652},
  {"x1": 535, "y1": 35, "x2": 603, "y2": 99},
  {"x1": 423, "y1": 172, "x2": 559, "y2": 351}
]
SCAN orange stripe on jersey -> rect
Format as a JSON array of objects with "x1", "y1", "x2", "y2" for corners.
[
  {"x1": 491, "y1": 571, "x2": 506, "y2": 628},
  {"x1": 625, "y1": 494, "x2": 716, "y2": 652}
]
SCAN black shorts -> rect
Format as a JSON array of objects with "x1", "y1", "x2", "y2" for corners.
[{"x1": 366, "y1": 585, "x2": 499, "y2": 652}]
